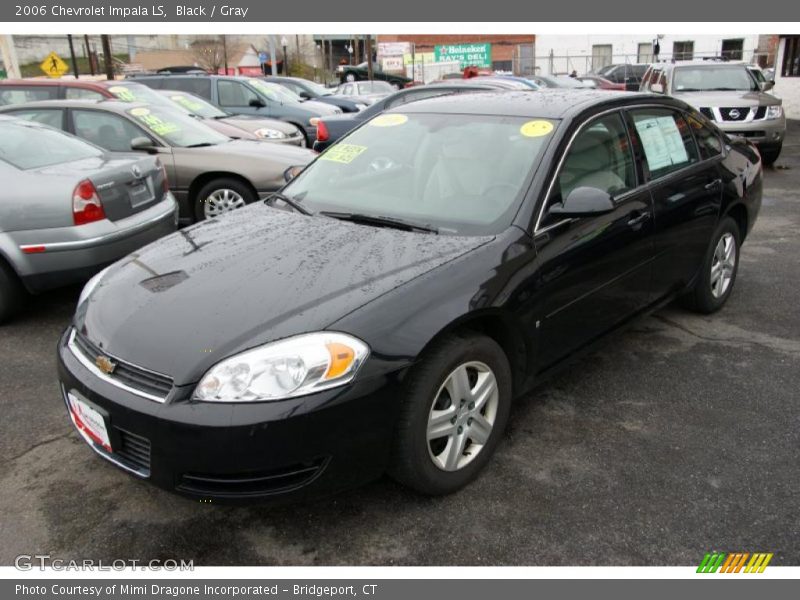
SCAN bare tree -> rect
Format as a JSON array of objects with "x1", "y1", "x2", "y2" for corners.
[{"x1": 190, "y1": 37, "x2": 226, "y2": 73}]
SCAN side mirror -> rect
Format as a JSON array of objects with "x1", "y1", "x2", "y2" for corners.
[
  {"x1": 650, "y1": 83, "x2": 664, "y2": 94},
  {"x1": 283, "y1": 165, "x2": 305, "y2": 183},
  {"x1": 548, "y1": 187, "x2": 615, "y2": 218},
  {"x1": 298, "y1": 91, "x2": 312, "y2": 100},
  {"x1": 249, "y1": 98, "x2": 266, "y2": 108},
  {"x1": 759, "y1": 80, "x2": 775, "y2": 92},
  {"x1": 130, "y1": 137, "x2": 158, "y2": 154}
]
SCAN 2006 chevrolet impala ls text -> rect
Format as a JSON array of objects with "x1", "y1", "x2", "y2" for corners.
[{"x1": 58, "y1": 90, "x2": 761, "y2": 501}]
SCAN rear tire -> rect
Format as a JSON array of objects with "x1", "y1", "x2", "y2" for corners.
[
  {"x1": 193, "y1": 178, "x2": 257, "y2": 222},
  {"x1": 682, "y1": 217, "x2": 741, "y2": 314},
  {"x1": 0, "y1": 260, "x2": 25, "y2": 324},
  {"x1": 389, "y1": 333, "x2": 512, "y2": 495},
  {"x1": 759, "y1": 143, "x2": 782, "y2": 167}
]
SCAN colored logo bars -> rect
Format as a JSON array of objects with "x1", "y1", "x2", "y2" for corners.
[{"x1": 697, "y1": 552, "x2": 774, "y2": 573}]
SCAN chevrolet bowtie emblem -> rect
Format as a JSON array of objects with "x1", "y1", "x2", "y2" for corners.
[{"x1": 95, "y1": 355, "x2": 116, "y2": 374}]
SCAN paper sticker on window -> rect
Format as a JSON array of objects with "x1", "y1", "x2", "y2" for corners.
[
  {"x1": 634, "y1": 116, "x2": 689, "y2": 171},
  {"x1": 171, "y1": 95, "x2": 204, "y2": 112},
  {"x1": 520, "y1": 120, "x2": 553, "y2": 137},
  {"x1": 320, "y1": 144, "x2": 368, "y2": 164},
  {"x1": 369, "y1": 114, "x2": 408, "y2": 127},
  {"x1": 109, "y1": 86, "x2": 135, "y2": 102},
  {"x1": 129, "y1": 109, "x2": 180, "y2": 137},
  {"x1": 129, "y1": 107, "x2": 150, "y2": 117}
]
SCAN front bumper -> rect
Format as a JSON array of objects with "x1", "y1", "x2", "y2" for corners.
[
  {"x1": 715, "y1": 116, "x2": 786, "y2": 146},
  {"x1": 57, "y1": 328, "x2": 403, "y2": 502},
  {"x1": 12, "y1": 194, "x2": 178, "y2": 293}
]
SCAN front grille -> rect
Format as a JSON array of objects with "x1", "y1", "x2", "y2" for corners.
[
  {"x1": 699, "y1": 107, "x2": 715, "y2": 120},
  {"x1": 177, "y1": 458, "x2": 328, "y2": 498},
  {"x1": 754, "y1": 106, "x2": 767, "y2": 120},
  {"x1": 115, "y1": 428, "x2": 151, "y2": 473},
  {"x1": 72, "y1": 330, "x2": 173, "y2": 400},
  {"x1": 719, "y1": 107, "x2": 750, "y2": 121},
  {"x1": 738, "y1": 130, "x2": 765, "y2": 138}
]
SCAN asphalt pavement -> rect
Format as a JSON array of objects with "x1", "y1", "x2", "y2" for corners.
[{"x1": 0, "y1": 123, "x2": 798, "y2": 567}]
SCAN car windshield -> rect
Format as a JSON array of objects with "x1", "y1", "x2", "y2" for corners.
[
  {"x1": 106, "y1": 83, "x2": 168, "y2": 104},
  {"x1": 125, "y1": 105, "x2": 229, "y2": 147},
  {"x1": 673, "y1": 66, "x2": 758, "y2": 92},
  {"x1": 357, "y1": 81, "x2": 395, "y2": 94},
  {"x1": 0, "y1": 120, "x2": 102, "y2": 169},
  {"x1": 303, "y1": 80, "x2": 333, "y2": 96},
  {"x1": 283, "y1": 112, "x2": 556, "y2": 235},
  {"x1": 248, "y1": 79, "x2": 302, "y2": 103},
  {"x1": 163, "y1": 91, "x2": 226, "y2": 118}
]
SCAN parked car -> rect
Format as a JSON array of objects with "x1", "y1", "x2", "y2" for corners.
[
  {"x1": 529, "y1": 75, "x2": 590, "y2": 89},
  {"x1": 594, "y1": 63, "x2": 649, "y2": 90},
  {"x1": 127, "y1": 74, "x2": 341, "y2": 145},
  {"x1": 430, "y1": 77, "x2": 534, "y2": 90},
  {"x1": 58, "y1": 90, "x2": 762, "y2": 500},
  {"x1": 577, "y1": 75, "x2": 626, "y2": 90},
  {"x1": 313, "y1": 82, "x2": 502, "y2": 151},
  {"x1": 639, "y1": 61, "x2": 785, "y2": 164},
  {"x1": 0, "y1": 116, "x2": 177, "y2": 322},
  {"x1": 263, "y1": 76, "x2": 365, "y2": 113},
  {"x1": 339, "y1": 62, "x2": 412, "y2": 87},
  {"x1": 0, "y1": 78, "x2": 167, "y2": 105},
  {"x1": 332, "y1": 80, "x2": 397, "y2": 104},
  {"x1": 157, "y1": 90, "x2": 305, "y2": 145},
  {"x1": 0, "y1": 100, "x2": 315, "y2": 223}
]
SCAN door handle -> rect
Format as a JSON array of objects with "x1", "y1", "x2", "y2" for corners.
[
  {"x1": 627, "y1": 210, "x2": 651, "y2": 227},
  {"x1": 705, "y1": 178, "x2": 722, "y2": 191}
]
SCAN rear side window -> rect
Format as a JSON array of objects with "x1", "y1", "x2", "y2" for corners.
[
  {"x1": 170, "y1": 77, "x2": 212, "y2": 99},
  {"x1": 686, "y1": 114, "x2": 723, "y2": 160},
  {"x1": 5, "y1": 108, "x2": 64, "y2": 130},
  {"x1": 65, "y1": 87, "x2": 105, "y2": 100},
  {"x1": 629, "y1": 109, "x2": 699, "y2": 179},
  {"x1": 0, "y1": 86, "x2": 59, "y2": 106}
]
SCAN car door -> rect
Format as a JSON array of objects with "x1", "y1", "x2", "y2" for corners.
[
  {"x1": 217, "y1": 79, "x2": 271, "y2": 117},
  {"x1": 625, "y1": 107, "x2": 723, "y2": 299},
  {"x1": 533, "y1": 110, "x2": 656, "y2": 367}
]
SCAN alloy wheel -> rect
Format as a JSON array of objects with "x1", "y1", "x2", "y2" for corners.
[
  {"x1": 426, "y1": 361, "x2": 499, "y2": 472},
  {"x1": 710, "y1": 232, "x2": 736, "y2": 298},
  {"x1": 204, "y1": 188, "x2": 246, "y2": 218}
]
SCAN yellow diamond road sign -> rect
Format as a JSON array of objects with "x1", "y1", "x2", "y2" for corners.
[{"x1": 40, "y1": 52, "x2": 69, "y2": 78}]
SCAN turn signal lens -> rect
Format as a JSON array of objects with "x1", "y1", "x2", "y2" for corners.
[
  {"x1": 325, "y1": 342, "x2": 356, "y2": 380},
  {"x1": 72, "y1": 179, "x2": 106, "y2": 226},
  {"x1": 316, "y1": 119, "x2": 330, "y2": 142}
]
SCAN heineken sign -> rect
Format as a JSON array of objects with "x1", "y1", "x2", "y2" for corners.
[{"x1": 434, "y1": 42, "x2": 492, "y2": 68}]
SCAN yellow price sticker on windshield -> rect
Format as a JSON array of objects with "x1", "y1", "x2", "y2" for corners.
[
  {"x1": 369, "y1": 114, "x2": 408, "y2": 127},
  {"x1": 129, "y1": 107, "x2": 150, "y2": 117},
  {"x1": 320, "y1": 144, "x2": 368, "y2": 164},
  {"x1": 109, "y1": 86, "x2": 136, "y2": 102},
  {"x1": 520, "y1": 120, "x2": 554, "y2": 137}
]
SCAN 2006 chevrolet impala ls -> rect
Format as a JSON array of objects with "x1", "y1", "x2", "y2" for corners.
[{"x1": 58, "y1": 90, "x2": 761, "y2": 500}]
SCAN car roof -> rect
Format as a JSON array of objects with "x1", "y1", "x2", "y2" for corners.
[
  {"x1": 392, "y1": 89, "x2": 668, "y2": 119},
  {"x1": 0, "y1": 98, "x2": 151, "y2": 112}
]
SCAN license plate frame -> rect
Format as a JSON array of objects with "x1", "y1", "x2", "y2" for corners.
[{"x1": 67, "y1": 391, "x2": 112, "y2": 452}]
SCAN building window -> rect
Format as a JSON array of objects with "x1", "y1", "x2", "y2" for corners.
[
  {"x1": 637, "y1": 43, "x2": 653, "y2": 63},
  {"x1": 721, "y1": 39, "x2": 744, "y2": 61},
  {"x1": 592, "y1": 44, "x2": 613, "y2": 71},
  {"x1": 673, "y1": 41, "x2": 694, "y2": 61},
  {"x1": 781, "y1": 36, "x2": 800, "y2": 77}
]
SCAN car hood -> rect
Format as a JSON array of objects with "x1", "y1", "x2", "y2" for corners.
[
  {"x1": 298, "y1": 100, "x2": 341, "y2": 115},
  {"x1": 220, "y1": 116, "x2": 299, "y2": 136},
  {"x1": 76, "y1": 204, "x2": 490, "y2": 385},
  {"x1": 178, "y1": 138, "x2": 315, "y2": 162},
  {"x1": 675, "y1": 90, "x2": 780, "y2": 107}
]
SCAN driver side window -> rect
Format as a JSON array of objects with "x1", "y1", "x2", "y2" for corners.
[{"x1": 553, "y1": 112, "x2": 635, "y2": 207}]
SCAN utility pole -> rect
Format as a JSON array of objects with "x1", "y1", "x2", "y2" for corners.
[
  {"x1": 353, "y1": 36, "x2": 360, "y2": 66},
  {"x1": 221, "y1": 35, "x2": 228, "y2": 74},
  {"x1": 268, "y1": 35, "x2": 278, "y2": 76},
  {"x1": 295, "y1": 34, "x2": 300, "y2": 70},
  {"x1": 0, "y1": 35, "x2": 21, "y2": 79},
  {"x1": 281, "y1": 36, "x2": 288, "y2": 75},
  {"x1": 84, "y1": 35, "x2": 95, "y2": 75},
  {"x1": 67, "y1": 34, "x2": 79, "y2": 78},
  {"x1": 365, "y1": 35, "x2": 374, "y2": 81},
  {"x1": 101, "y1": 34, "x2": 114, "y2": 79}
]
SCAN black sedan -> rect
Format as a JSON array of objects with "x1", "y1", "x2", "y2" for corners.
[
  {"x1": 340, "y1": 62, "x2": 412, "y2": 87},
  {"x1": 313, "y1": 81, "x2": 513, "y2": 151},
  {"x1": 58, "y1": 90, "x2": 761, "y2": 501},
  {"x1": 263, "y1": 76, "x2": 366, "y2": 113}
]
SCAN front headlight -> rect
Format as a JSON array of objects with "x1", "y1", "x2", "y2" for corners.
[
  {"x1": 78, "y1": 266, "x2": 111, "y2": 307},
  {"x1": 766, "y1": 105, "x2": 783, "y2": 119},
  {"x1": 254, "y1": 128, "x2": 287, "y2": 139},
  {"x1": 194, "y1": 332, "x2": 369, "y2": 402}
]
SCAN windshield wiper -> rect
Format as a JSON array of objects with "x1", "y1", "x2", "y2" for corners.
[
  {"x1": 320, "y1": 211, "x2": 438, "y2": 234},
  {"x1": 185, "y1": 142, "x2": 217, "y2": 148},
  {"x1": 265, "y1": 192, "x2": 314, "y2": 216}
]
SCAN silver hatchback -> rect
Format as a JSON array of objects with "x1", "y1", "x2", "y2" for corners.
[
  {"x1": 0, "y1": 116, "x2": 177, "y2": 322},
  {"x1": 640, "y1": 61, "x2": 786, "y2": 165}
]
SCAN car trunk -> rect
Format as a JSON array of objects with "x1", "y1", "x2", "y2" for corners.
[{"x1": 90, "y1": 156, "x2": 164, "y2": 222}]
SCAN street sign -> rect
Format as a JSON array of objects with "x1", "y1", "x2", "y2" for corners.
[
  {"x1": 258, "y1": 52, "x2": 268, "y2": 64},
  {"x1": 434, "y1": 43, "x2": 492, "y2": 69},
  {"x1": 40, "y1": 51, "x2": 69, "y2": 77}
]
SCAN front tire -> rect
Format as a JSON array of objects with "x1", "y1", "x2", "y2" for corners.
[
  {"x1": 683, "y1": 217, "x2": 741, "y2": 314},
  {"x1": 0, "y1": 260, "x2": 25, "y2": 324},
  {"x1": 759, "y1": 143, "x2": 782, "y2": 167},
  {"x1": 193, "y1": 178, "x2": 256, "y2": 222},
  {"x1": 389, "y1": 333, "x2": 512, "y2": 495}
]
